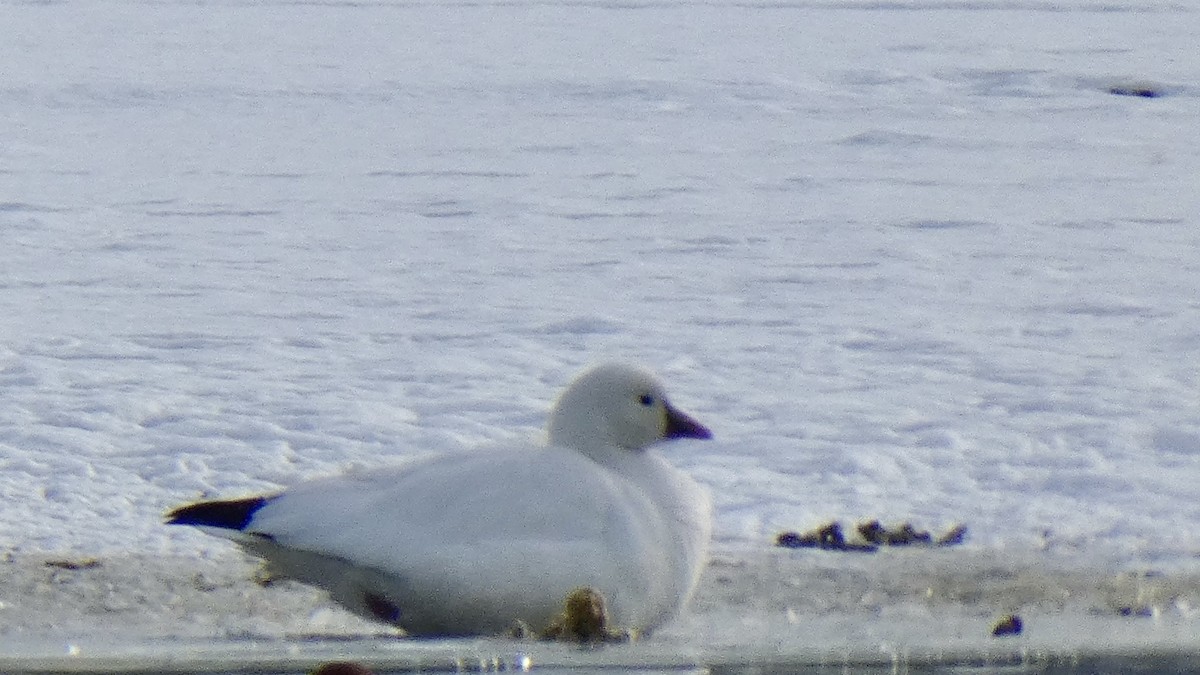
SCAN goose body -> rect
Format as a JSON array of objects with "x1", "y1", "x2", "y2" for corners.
[{"x1": 167, "y1": 363, "x2": 713, "y2": 637}]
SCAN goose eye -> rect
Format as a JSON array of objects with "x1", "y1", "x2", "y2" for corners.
[{"x1": 639, "y1": 394, "x2": 655, "y2": 407}]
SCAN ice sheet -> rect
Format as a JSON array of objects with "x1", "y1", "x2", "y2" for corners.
[{"x1": 0, "y1": 0, "x2": 1197, "y2": 660}]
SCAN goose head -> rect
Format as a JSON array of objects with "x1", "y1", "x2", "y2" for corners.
[{"x1": 547, "y1": 363, "x2": 711, "y2": 455}]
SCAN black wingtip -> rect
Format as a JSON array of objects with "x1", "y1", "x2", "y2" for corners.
[{"x1": 165, "y1": 496, "x2": 270, "y2": 531}]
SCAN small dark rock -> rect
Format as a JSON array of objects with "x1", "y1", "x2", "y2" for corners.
[
  {"x1": 858, "y1": 521, "x2": 934, "y2": 546},
  {"x1": 894, "y1": 523, "x2": 933, "y2": 545},
  {"x1": 775, "y1": 531, "x2": 809, "y2": 548},
  {"x1": 556, "y1": 587, "x2": 609, "y2": 642},
  {"x1": 775, "y1": 523, "x2": 877, "y2": 552},
  {"x1": 44, "y1": 558, "x2": 102, "y2": 570},
  {"x1": 857, "y1": 520, "x2": 943, "y2": 546},
  {"x1": 838, "y1": 540, "x2": 879, "y2": 552},
  {"x1": 540, "y1": 586, "x2": 631, "y2": 643},
  {"x1": 856, "y1": 520, "x2": 888, "y2": 545},
  {"x1": 816, "y1": 522, "x2": 846, "y2": 548},
  {"x1": 991, "y1": 614, "x2": 1023, "y2": 637},
  {"x1": 777, "y1": 520, "x2": 967, "y2": 553},
  {"x1": 936, "y1": 524, "x2": 968, "y2": 546},
  {"x1": 1108, "y1": 85, "x2": 1164, "y2": 98}
]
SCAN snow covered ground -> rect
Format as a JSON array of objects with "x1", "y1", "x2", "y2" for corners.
[{"x1": 2, "y1": 0, "x2": 1199, "y2": 667}]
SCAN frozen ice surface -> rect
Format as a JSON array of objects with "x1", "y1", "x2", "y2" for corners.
[
  {"x1": 1, "y1": 0, "x2": 1199, "y2": 665},
  {"x1": 1, "y1": 548, "x2": 1199, "y2": 671}
]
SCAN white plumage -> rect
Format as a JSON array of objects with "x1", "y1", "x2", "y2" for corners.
[{"x1": 167, "y1": 362, "x2": 713, "y2": 637}]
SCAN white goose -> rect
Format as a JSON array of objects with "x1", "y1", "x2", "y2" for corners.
[{"x1": 166, "y1": 363, "x2": 713, "y2": 637}]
